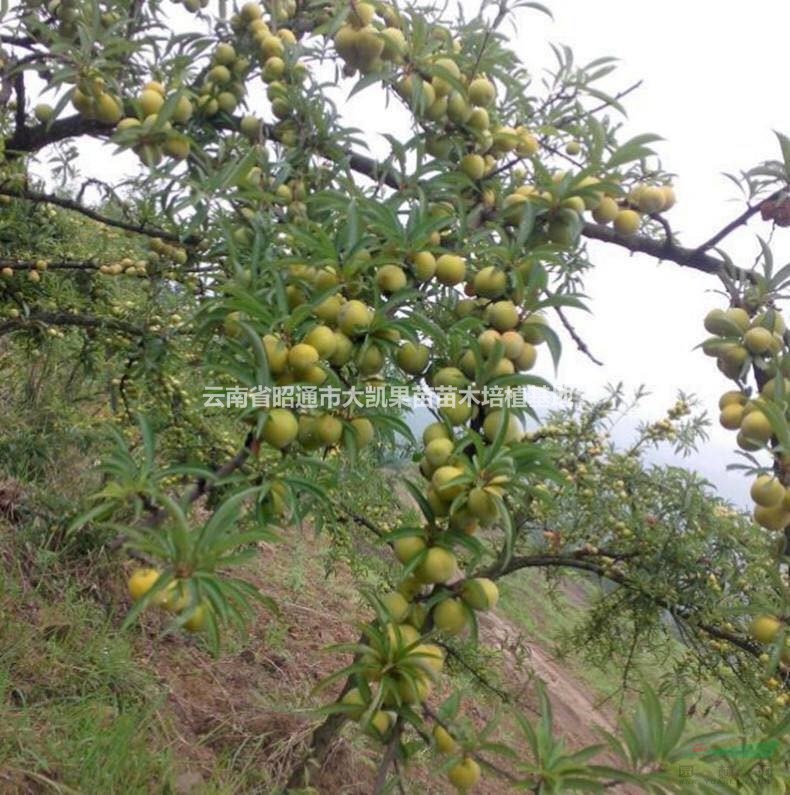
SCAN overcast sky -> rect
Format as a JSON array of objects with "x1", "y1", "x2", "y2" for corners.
[{"x1": 28, "y1": 0, "x2": 790, "y2": 506}]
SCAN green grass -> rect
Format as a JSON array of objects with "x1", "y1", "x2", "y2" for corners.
[{"x1": 0, "y1": 575, "x2": 175, "y2": 793}]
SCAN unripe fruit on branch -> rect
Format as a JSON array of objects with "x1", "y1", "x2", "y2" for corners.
[
  {"x1": 415, "y1": 547, "x2": 456, "y2": 583},
  {"x1": 303, "y1": 326, "x2": 337, "y2": 358},
  {"x1": 397, "y1": 342, "x2": 430, "y2": 374},
  {"x1": 703, "y1": 307, "x2": 749, "y2": 337},
  {"x1": 351, "y1": 417, "x2": 374, "y2": 446},
  {"x1": 139, "y1": 88, "x2": 165, "y2": 116},
  {"x1": 473, "y1": 266, "x2": 507, "y2": 298},
  {"x1": 348, "y1": 1, "x2": 375, "y2": 27},
  {"x1": 377, "y1": 264, "x2": 408, "y2": 293},
  {"x1": 288, "y1": 343, "x2": 319, "y2": 373},
  {"x1": 263, "y1": 335, "x2": 288, "y2": 374},
  {"x1": 482, "y1": 410, "x2": 522, "y2": 443},
  {"x1": 338, "y1": 300, "x2": 373, "y2": 336},
  {"x1": 718, "y1": 390, "x2": 747, "y2": 410},
  {"x1": 433, "y1": 366, "x2": 467, "y2": 388},
  {"x1": 468, "y1": 76, "x2": 495, "y2": 106},
  {"x1": 184, "y1": 603, "x2": 207, "y2": 632},
  {"x1": 754, "y1": 310, "x2": 785, "y2": 334},
  {"x1": 448, "y1": 757, "x2": 481, "y2": 791},
  {"x1": 434, "y1": 725, "x2": 458, "y2": 754},
  {"x1": 461, "y1": 578, "x2": 499, "y2": 610},
  {"x1": 423, "y1": 422, "x2": 451, "y2": 445},
  {"x1": 636, "y1": 186, "x2": 666, "y2": 214},
  {"x1": 214, "y1": 42, "x2": 236, "y2": 64},
  {"x1": 487, "y1": 300, "x2": 519, "y2": 331},
  {"x1": 478, "y1": 329, "x2": 501, "y2": 356},
  {"x1": 613, "y1": 209, "x2": 641, "y2": 235},
  {"x1": 412, "y1": 643, "x2": 444, "y2": 675},
  {"x1": 381, "y1": 27, "x2": 407, "y2": 60},
  {"x1": 316, "y1": 414, "x2": 343, "y2": 446},
  {"x1": 661, "y1": 185, "x2": 677, "y2": 209},
  {"x1": 396, "y1": 673, "x2": 431, "y2": 704},
  {"x1": 163, "y1": 135, "x2": 190, "y2": 159},
  {"x1": 95, "y1": 93, "x2": 123, "y2": 124},
  {"x1": 341, "y1": 688, "x2": 366, "y2": 718},
  {"x1": 750, "y1": 475, "x2": 785, "y2": 508},
  {"x1": 34, "y1": 103, "x2": 54, "y2": 123},
  {"x1": 740, "y1": 411, "x2": 772, "y2": 443},
  {"x1": 366, "y1": 710, "x2": 393, "y2": 738},
  {"x1": 744, "y1": 327, "x2": 777, "y2": 355},
  {"x1": 381, "y1": 591, "x2": 410, "y2": 623},
  {"x1": 467, "y1": 106, "x2": 490, "y2": 131},
  {"x1": 425, "y1": 438, "x2": 454, "y2": 468},
  {"x1": 441, "y1": 399, "x2": 474, "y2": 426},
  {"x1": 592, "y1": 196, "x2": 619, "y2": 224},
  {"x1": 515, "y1": 342, "x2": 537, "y2": 371},
  {"x1": 127, "y1": 568, "x2": 161, "y2": 601},
  {"x1": 393, "y1": 535, "x2": 426, "y2": 564},
  {"x1": 411, "y1": 251, "x2": 436, "y2": 281},
  {"x1": 431, "y1": 56, "x2": 461, "y2": 97},
  {"x1": 750, "y1": 615, "x2": 782, "y2": 644},
  {"x1": 447, "y1": 91, "x2": 472, "y2": 124},
  {"x1": 433, "y1": 598, "x2": 468, "y2": 635},
  {"x1": 753, "y1": 503, "x2": 789, "y2": 531},
  {"x1": 467, "y1": 486, "x2": 499, "y2": 524},
  {"x1": 719, "y1": 404, "x2": 744, "y2": 430},
  {"x1": 435, "y1": 254, "x2": 466, "y2": 286},
  {"x1": 240, "y1": 114, "x2": 262, "y2": 140},
  {"x1": 262, "y1": 408, "x2": 299, "y2": 448},
  {"x1": 520, "y1": 317, "x2": 548, "y2": 348},
  {"x1": 144, "y1": 81, "x2": 166, "y2": 96},
  {"x1": 432, "y1": 466, "x2": 466, "y2": 500},
  {"x1": 460, "y1": 153, "x2": 485, "y2": 180}
]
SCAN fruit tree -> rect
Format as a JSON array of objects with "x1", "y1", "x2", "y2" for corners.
[{"x1": 0, "y1": 0, "x2": 788, "y2": 791}]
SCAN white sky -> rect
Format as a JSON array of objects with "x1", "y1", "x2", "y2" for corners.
[{"x1": 27, "y1": 0, "x2": 790, "y2": 506}]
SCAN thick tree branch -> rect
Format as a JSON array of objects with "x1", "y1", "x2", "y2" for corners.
[
  {"x1": 5, "y1": 113, "x2": 111, "y2": 155},
  {"x1": 483, "y1": 553, "x2": 764, "y2": 659},
  {"x1": 0, "y1": 311, "x2": 144, "y2": 337},
  {"x1": 2, "y1": 112, "x2": 752, "y2": 284},
  {"x1": 0, "y1": 186, "x2": 192, "y2": 244},
  {"x1": 1, "y1": 259, "x2": 101, "y2": 271},
  {"x1": 581, "y1": 221, "x2": 745, "y2": 279}
]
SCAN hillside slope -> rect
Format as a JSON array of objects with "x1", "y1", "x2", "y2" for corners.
[{"x1": 1, "y1": 489, "x2": 668, "y2": 795}]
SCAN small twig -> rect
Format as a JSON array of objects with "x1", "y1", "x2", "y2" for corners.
[
  {"x1": 335, "y1": 501, "x2": 385, "y2": 538},
  {"x1": 372, "y1": 720, "x2": 402, "y2": 794},
  {"x1": 441, "y1": 644, "x2": 513, "y2": 703},
  {"x1": 696, "y1": 188, "x2": 783, "y2": 253},
  {"x1": 555, "y1": 306, "x2": 604, "y2": 366}
]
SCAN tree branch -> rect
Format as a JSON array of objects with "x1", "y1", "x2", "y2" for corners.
[
  {"x1": 0, "y1": 310, "x2": 145, "y2": 337},
  {"x1": 695, "y1": 189, "x2": 784, "y2": 253},
  {"x1": 554, "y1": 306, "x2": 603, "y2": 366},
  {"x1": 1, "y1": 112, "x2": 752, "y2": 284},
  {"x1": 372, "y1": 721, "x2": 402, "y2": 795},
  {"x1": 483, "y1": 553, "x2": 764, "y2": 659},
  {"x1": 0, "y1": 186, "x2": 192, "y2": 244},
  {"x1": 1, "y1": 259, "x2": 101, "y2": 271},
  {"x1": 581, "y1": 221, "x2": 746, "y2": 279}
]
